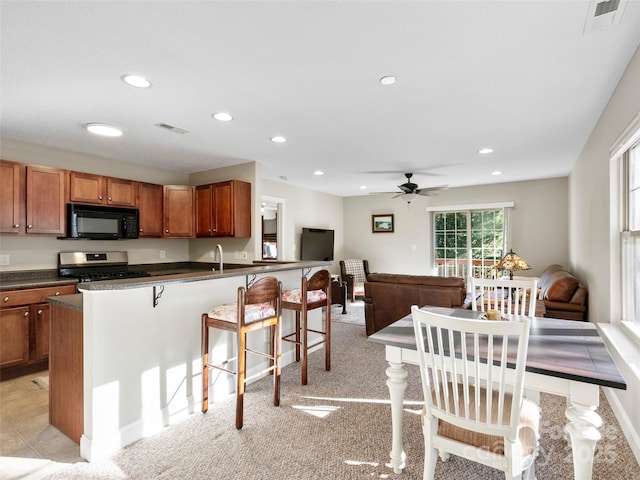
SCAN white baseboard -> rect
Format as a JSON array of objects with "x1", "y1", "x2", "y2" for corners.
[{"x1": 604, "y1": 387, "x2": 640, "y2": 465}]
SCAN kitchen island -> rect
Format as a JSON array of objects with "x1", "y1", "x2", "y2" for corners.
[{"x1": 49, "y1": 260, "x2": 330, "y2": 461}]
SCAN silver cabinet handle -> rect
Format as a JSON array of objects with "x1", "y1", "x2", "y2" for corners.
[
  {"x1": 24, "y1": 311, "x2": 29, "y2": 317},
  {"x1": 3, "y1": 296, "x2": 9, "y2": 302},
  {"x1": 55, "y1": 292, "x2": 60, "y2": 296},
  {"x1": 99, "y1": 196, "x2": 103, "y2": 200},
  {"x1": 13, "y1": 224, "x2": 19, "y2": 228},
  {"x1": 165, "y1": 229, "x2": 169, "y2": 233},
  {"x1": 27, "y1": 224, "x2": 33, "y2": 229},
  {"x1": 108, "y1": 197, "x2": 112, "y2": 201},
  {"x1": 37, "y1": 309, "x2": 43, "y2": 315}
]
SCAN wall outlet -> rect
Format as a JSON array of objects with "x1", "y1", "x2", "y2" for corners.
[
  {"x1": 240, "y1": 251, "x2": 248, "y2": 260},
  {"x1": 159, "y1": 250, "x2": 166, "y2": 259},
  {"x1": 0, "y1": 254, "x2": 9, "y2": 266}
]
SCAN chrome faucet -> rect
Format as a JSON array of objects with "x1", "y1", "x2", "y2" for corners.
[{"x1": 216, "y1": 244, "x2": 223, "y2": 271}]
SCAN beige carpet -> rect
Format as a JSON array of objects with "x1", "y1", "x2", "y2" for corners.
[{"x1": 48, "y1": 321, "x2": 639, "y2": 479}]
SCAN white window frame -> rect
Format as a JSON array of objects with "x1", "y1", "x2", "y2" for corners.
[
  {"x1": 610, "y1": 113, "x2": 640, "y2": 344},
  {"x1": 426, "y1": 202, "x2": 514, "y2": 279}
]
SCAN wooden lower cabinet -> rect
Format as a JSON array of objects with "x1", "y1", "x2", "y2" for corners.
[
  {"x1": 0, "y1": 306, "x2": 29, "y2": 368},
  {"x1": 49, "y1": 303, "x2": 83, "y2": 444},
  {"x1": 0, "y1": 284, "x2": 76, "y2": 379}
]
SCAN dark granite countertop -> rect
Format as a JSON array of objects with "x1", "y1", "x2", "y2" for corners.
[
  {"x1": 47, "y1": 293, "x2": 83, "y2": 311},
  {"x1": 0, "y1": 261, "x2": 332, "y2": 292},
  {"x1": 77, "y1": 260, "x2": 331, "y2": 291},
  {"x1": 0, "y1": 269, "x2": 79, "y2": 291}
]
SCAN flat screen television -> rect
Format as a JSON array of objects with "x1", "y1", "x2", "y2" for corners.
[{"x1": 300, "y1": 227, "x2": 335, "y2": 261}]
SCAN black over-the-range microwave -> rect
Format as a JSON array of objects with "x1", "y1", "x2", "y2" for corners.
[{"x1": 64, "y1": 203, "x2": 139, "y2": 240}]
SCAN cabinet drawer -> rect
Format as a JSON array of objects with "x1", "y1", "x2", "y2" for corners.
[{"x1": 1, "y1": 284, "x2": 77, "y2": 308}]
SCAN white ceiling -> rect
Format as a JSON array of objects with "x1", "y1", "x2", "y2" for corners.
[{"x1": 2, "y1": 1, "x2": 640, "y2": 197}]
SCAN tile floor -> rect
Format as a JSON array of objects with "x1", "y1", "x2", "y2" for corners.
[{"x1": 0, "y1": 371, "x2": 85, "y2": 479}]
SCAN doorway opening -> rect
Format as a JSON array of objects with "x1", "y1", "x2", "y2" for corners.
[{"x1": 261, "y1": 196, "x2": 285, "y2": 260}]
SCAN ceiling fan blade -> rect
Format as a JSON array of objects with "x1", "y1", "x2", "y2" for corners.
[
  {"x1": 397, "y1": 184, "x2": 413, "y2": 193},
  {"x1": 416, "y1": 186, "x2": 449, "y2": 196}
]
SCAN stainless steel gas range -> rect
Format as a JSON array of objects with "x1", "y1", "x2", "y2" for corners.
[{"x1": 58, "y1": 251, "x2": 151, "y2": 282}]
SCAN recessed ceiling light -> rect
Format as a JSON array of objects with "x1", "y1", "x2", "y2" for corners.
[
  {"x1": 84, "y1": 123, "x2": 123, "y2": 137},
  {"x1": 270, "y1": 136, "x2": 287, "y2": 143},
  {"x1": 478, "y1": 147, "x2": 495, "y2": 154},
  {"x1": 212, "y1": 112, "x2": 233, "y2": 122},
  {"x1": 491, "y1": 170, "x2": 502, "y2": 176},
  {"x1": 379, "y1": 75, "x2": 396, "y2": 86},
  {"x1": 314, "y1": 170, "x2": 324, "y2": 176},
  {"x1": 360, "y1": 185, "x2": 367, "y2": 190},
  {"x1": 121, "y1": 74, "x2": 152, "y2": 89}
]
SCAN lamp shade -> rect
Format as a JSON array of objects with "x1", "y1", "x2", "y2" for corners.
[{"x1": 494, "y1": 249, "x2": 530, "y2": 279}]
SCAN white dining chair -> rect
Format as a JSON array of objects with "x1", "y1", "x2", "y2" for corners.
[
  {"x1": 411, "y1": 306, "x2": 539, "y2": 480},
  {"x1": 470, "y1": 277, "x2": 538, "y2": 317}
]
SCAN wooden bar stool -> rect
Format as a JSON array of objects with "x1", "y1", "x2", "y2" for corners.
[
  {"x1": 201, "y1": 276, "x2": 282, "y2": 429},
  {"x1": 281, "y1": 269, "x2": 331, "y2": 385}
]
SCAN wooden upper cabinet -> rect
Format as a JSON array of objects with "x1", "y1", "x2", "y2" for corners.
[
  {"x1": 138, "y1": 182, "x2": 163, "y2": 237},
  {"x1": 196, "y1": 180, "x2": 251, "y2": 238},
  {"x1": 106, "y1": 177, "x2": 137, "y2": 207},
  {"x1": 196, "y1": 185, "x2": 213, "y2": 236},
  {"x1": 0, "y1": 160, "x2": 25, "y2": 234},
  {"x1": 26, "y1": 165, "x2": 65, "y2": 235},
  {"x1": 163, "y1": 185, "x2": 195, "y2": 238},
  {"x1": 67, "y1": 171, "x2": 136, "y2": 207},
  {"x1": 67, "y1": 171, "x2": 104, "y2": 205}
]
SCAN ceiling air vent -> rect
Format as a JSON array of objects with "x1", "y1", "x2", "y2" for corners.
[
  {"x1": 154, "y1": 123, "x2": 189, "y2": 135},
  {"x1": 584, "y1": 0, "x2": 627, "y2": 34},
  {"x1": 595, "y1": 0, "x2": 619, "y2": 16}
]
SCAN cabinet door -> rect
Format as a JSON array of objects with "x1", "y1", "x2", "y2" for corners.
[
  {"x1": 163, "y1": 185, "x2": 195, "y2": 238},
  {"x1": 230, "y1": 180, "x2": 252, "y2": 238},
  {"x1": 68, "y1": 171, "x2": 105, "y2": 204},
  {"x1": 138, "y1": 182, "x2": 163, "y2": 237},
  {"x1": 34, "y1": 303, "x2": 50, "y2": 360},
  {"x1": 0, "y1": 306, "x2": 30, "y2": 368},
  {"x1": 107, "y1": 177, "x2": 137, "y2": 207},
  {"x1": 0, "y1": 160, "x2": 24, "y2": 234},
  {"x1": 213, "y1": 181, "x2": 233, "y2": 237},
  {"x1": 26, "y1": 165, "x2": 66, "y2": 235},
  {"x1": 196, "y1": 184, "x2": 213, "y2": 237}
]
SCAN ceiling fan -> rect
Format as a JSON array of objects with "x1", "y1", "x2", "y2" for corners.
[{"x1": 371, "y1": 173, "x2": 448, "y2": 202}]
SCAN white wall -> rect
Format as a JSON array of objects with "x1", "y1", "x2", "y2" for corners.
[
  {"x1": 343, "y1": 177, "x2": 569, "y2": 277},
  {"x1": 569, "y1": 45, "x2": 640, "y2": 324},
  {"x1": 262, "y1": 178, "x2": 344, "y2": 274},
  {"x1": 0, "y1": 138, "x2": 190, "y2": 271},
  {"x1": 569, "y1": 45, "x2": 640, "y2": 461}
]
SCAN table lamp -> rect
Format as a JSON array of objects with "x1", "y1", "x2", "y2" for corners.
[{"x1": 494, "y1": 249, "x2": 530, "y2": 280}]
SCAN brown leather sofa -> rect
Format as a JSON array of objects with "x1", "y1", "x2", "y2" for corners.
[
  {"x1": 538, "y1": 264, "x2": 588, "y2": 321},
  {"x1": 363, "y1": 273, "x2": 466, "y2": 336}
]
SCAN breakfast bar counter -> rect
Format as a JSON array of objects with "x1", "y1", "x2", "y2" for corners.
[{"x1": 50, "y1": 260, "x2": 330, "y2": 461}]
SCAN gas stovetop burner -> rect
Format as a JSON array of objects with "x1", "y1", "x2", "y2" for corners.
[
  {"x1": 73, "y1": 270, "x2": 151, "y2": 283},
  {"x1": 58, "y1": 251, "x2": 151, "y2": 283}
]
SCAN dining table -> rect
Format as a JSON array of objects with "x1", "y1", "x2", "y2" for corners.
[{"x1": 368, "y1": 306, "x2": 627, "y2": 480}]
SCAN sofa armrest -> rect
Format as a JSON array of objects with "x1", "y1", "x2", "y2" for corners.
[{"x1": 569, "y1": 286, "x2": 588, "y2": 305}]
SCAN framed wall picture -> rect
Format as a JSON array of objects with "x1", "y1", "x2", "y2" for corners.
[{"x1": 372, "y1": 214, "x2": 394, "y2": 233}]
